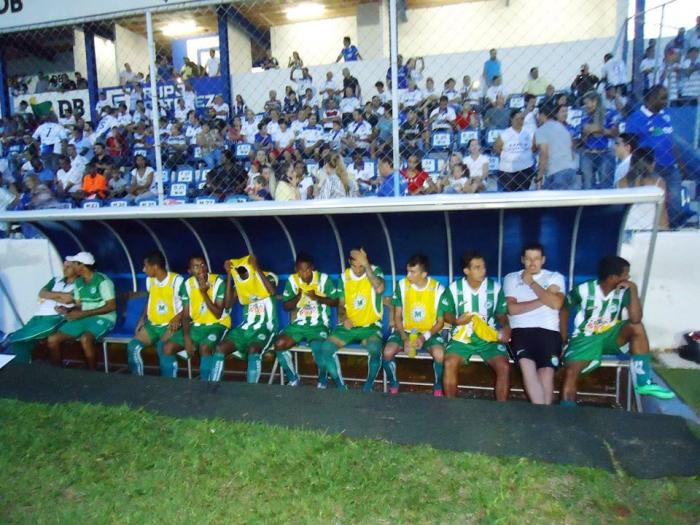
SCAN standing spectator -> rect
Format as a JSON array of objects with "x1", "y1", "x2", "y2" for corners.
[
  {"x1": 32, "y1": 115, "x2": 67, "y2": 173},
  {"x1": 658, "y1": 48, "x2": 682, "y2": 102},
  {"x1": 534, "y1": 101, "x2": 578, "y2": 190},
  {"x1": 483, "y1": 48, "x2": 502, "y2": 87},
  {"x1": 493, "y1": 110, "x2": 535, "y2": 192},
  {"x1": 288, "y1": 51, "x2": 304, "y2": 69},
  {"x1": 341, "y1": 68, "x2": 361, "y2": 98},
  {"x1": 571, "y1": 64, "x2": 599, "y2": 101},
  {"x1": 386, "y1": 54, "x2": 409, "y2": 91},
  {"x1": 688, "y1": 16, "x2": 700, "y2": 51},
  {"x1": 640, "y1": 46, "x2": 658, "y2": 91},
  {"x1": 406, "y1": 57, "x2": 425, "y2": 84},
  {"x1": 401, "y1": 154, "x2": 437, "y2": 195},
  {"x1": 665, "y1": 27, "x2": 686, "y2": 54},
  {"x1": 613, "y1": 132, "x2": 637, "y2": 186},
  {"x1": 522, "y1": 67, "x2": 549, "y2": 95},
  {"x1": 681, "y1": 47, "x2": 700, "y2": 99},
  {"x1": 336, "y1": 36, "x2": 362, "y2": 62},
  {"x1": 579, "y1": 91, "x2": 618, "y2": 189},
  {"x1": 291, "y1": 67, "x2": 313, "y2": 96},
  {"x1": 625, "y1": 85, "x2": 683, "y2": 227},
  {"x1": 120, "y1": 63, "x2": 137, "y2": 86},
  {"x1": 601, "y1": 53, "x2": 628, "y2": 93},
  {"x1": 206, "y1": 49, "x2": 220, "y2": 77},
  {"x1": 157, "y1": 56, "x2": 174, "y2": 82}
]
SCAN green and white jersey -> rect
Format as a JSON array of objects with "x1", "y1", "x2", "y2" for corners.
[
  {"x1": 36, "y1": 276, "x2": 75, "y2": 317},
  {"x1": 282, "y1": 271, "x2": 335, "y2": 328},
  {"x1": 73, "y1": 272, "x2": 117, "y2": 323},
  {"x1": 441, "y1": 278, "x2": 507, "y2": 341},
  {"x1": 179, "y1": 274, "x2": 227, "y2": 326},
  {"x1": 238, "y1": 274, "x2": 279, "y2": 332},
  {"x1": 566, "y1": 280, "x2": 630, "y2": 338}
]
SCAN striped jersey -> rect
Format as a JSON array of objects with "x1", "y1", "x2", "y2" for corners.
[
  {"x1": 442, "y1": 278, "x2": 506, "y2": 344},
  {"x1": 73, "y1": 272, "x2": 117, "y2": 323},
  {"x1": 566, "y1": 280, "x2": 630, "y2": 338},
  {"x1": 179, "y1": 274, "x2": 229, "y2": 327},
  {"x1": 282, "y1": 271, "x2": 335, "y2": 328},
  {"x1": 237, "y1": 274, "x2": 279, "y2": 332}
]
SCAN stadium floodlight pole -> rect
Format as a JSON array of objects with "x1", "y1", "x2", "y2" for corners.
[
  {"x1": 146, "y1": 10, "x2": 165, "y2": 206},
  {"x1": 389, "y1": 0, "x2": 401, "y2": 197}
]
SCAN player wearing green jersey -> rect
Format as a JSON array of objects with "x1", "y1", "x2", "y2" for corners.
[
  {"x1": 2, "y1": 259, "x2": 76, "y2": 364},
  {"x1": 162, "y1": 255, "x2": 227, "y2": 380},
  {"x1": 320, "y1": 248, "x2": 385, "y2": 391},
  {"x1": 561, "y1": 255, "x2": 675, "y2": 404},
  {"x1": 442, "y1": 252, "x2": 512, "y2": 401},
  {"x1": 212, "y1": 255, "x2": 279, "y2": 384},
  {"x1": 274, "y1": 253, "x2": 338, "y2": 387},
  {"x1": 47, "y1": 252, "x2": 117, "y2": 371}
]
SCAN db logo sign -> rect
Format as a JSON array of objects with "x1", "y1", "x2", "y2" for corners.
[{"x1": 0, "y1": 0, "x2": 23, "y2": 15}]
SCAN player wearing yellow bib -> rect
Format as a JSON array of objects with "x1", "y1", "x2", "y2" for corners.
[
  {"x1": 162, "y1": 255, "x2": 228, "y2": 380},
  {"x1": 561, "y1": 255, "x2": 674, "y2": 405},
  {"x1": 212, "y1": 254, "x2": 279, "y2": 384},
  {"x1": 442, "y1": 251, "x2": 512, "y2": 401},
  {"x1": 127, "y1": 251, "x2": 184, "y2": 376},
  {"x1": 274, "y1": 253, "x2": 338, "y2": 387},
  {"x1": 320, "y1": 247, "x2": 385, "y2": 391},
  {"x1": 383, "y1": 254, "x2": 448, "y2": 396}
]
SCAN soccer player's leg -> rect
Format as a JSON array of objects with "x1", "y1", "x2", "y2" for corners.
[
  {"x1": 362, "y1": 335, "x2": 384, "y2": 393},
  {"x1": 272, "y1": 324, "x2": 313, "y2": 386},
  {"x1": 425, "y1": 334, "x2": 446, "y2": 397},
  {"x1": 561, "y1": 334, "x2": 601, "y2": 405},
  {"x1": 618, "y1": 322, "x2": 675, "y2": 399},
  {"x1": 192, "y1": 325, "x2": 226, "y2": 382},
  {"x1": 382, "y1": 332, "x2": 403, "y2": 394},
  {"x1": 477, "y1": 339, "x2": 511, "y2": 401},
  {"x1": 127, "y1": 321, "x2": 161, "y2": 376},
  {"x1": 243, "y1": 329, "x2": 276, "y2": 384},
  {"x1": 161, "y1": 330, "x2": 186, "y2": 378},
  {"x1": 46, "y1": 331, "x2": 74, "y2": 367},
  {"x1": 444, "y1": 341, "x2": 473, "y2": 398},
  {"x1": 320, "y1": 329, "x2": 349, "y2": 390},
  {"x1": 5, "y1": 315, "x2": 64, "y2": 364}
]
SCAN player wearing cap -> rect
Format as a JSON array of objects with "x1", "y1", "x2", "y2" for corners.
[{"x1": 47, "y1": 252, "x2": 117, "y2": 370}]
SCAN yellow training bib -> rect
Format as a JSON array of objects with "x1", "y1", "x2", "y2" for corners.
[
  {"x1": 147, "y1": 272, "x2": 180, "y2": 325},
  {"x1": 229, "y1": 255, "x2": 276, "y2": 305},
  {"x1": 401, "y1": 278, "x2": 440, "y2": 332},
  {"x1": 186, "y1": 274, "x2": 230, "y2": 327},
  {"x1": 342, "y1": 267, "x2": 382, "y2": 327}
]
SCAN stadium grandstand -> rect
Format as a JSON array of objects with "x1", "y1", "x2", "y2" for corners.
[{"x1": 2, "y1": 2, "x2": 700, "y2": 521}]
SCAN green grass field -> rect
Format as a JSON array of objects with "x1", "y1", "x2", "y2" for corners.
[
  {"x1": 1, "y1": 399, "x2": 698, "y2": 525},
  {"x1": 657, "y1": 368, "x2": 700, "y2": 414}
]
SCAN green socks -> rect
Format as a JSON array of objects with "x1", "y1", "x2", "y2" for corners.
[
  {"x1": 157, "y1": 345, "x2": 178, "y2": 378},
  {"x1": 276, "y1": 350, "x2": 299, "y2": 384},
  {"x1": 383, "y1": 358, "x2": 398, "y2": 389},
  {"x1": 433, "y1": 361, "x2": 444, "y2": 391},
  {"x1": 632, "y1": 354, "x2": 652, "y2": 387},
  {"x1": 363, "y1": 338, "x2": 382, "y2": 392},
  {"x1": 321, "y1": 340, "x2": 345, "y2": 389},
  {"x1": 310, "y1": 340, "x2": 327, "y2": 387},
  {"x1": 211, "y1": 352, "x2": 225, "y2": 382},
  {"x1": 126, "y1": 339, "x2": 145, "y2": 376},
  {"x1": 247, "y1": 352, "x2": 262, "y2": 383},
  {"x1": 199, "y1": 355, "x2": 213, "y2": 382}
]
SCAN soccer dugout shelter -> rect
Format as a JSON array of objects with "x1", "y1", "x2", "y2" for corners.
[{"x1": 0, "y1": 188, "x2": 663, "y2": 410}]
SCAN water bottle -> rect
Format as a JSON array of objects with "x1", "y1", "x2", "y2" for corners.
[{"x1": 408, "y1": 329, "x2": 418, "y2": 358}]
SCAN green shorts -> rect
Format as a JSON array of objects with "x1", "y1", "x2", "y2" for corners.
[
  {"x1": 169, "y1": 324, "x2": 227, "y2": 351},
  {"x1": 386, "y1": 330, "x2": 445, "y2": 350},
  {"x1": 143, "y1": 320, "x2": 169, "y2": 344},
  {"x1": 281, "y1": 324, "x2": 329, "y2": 344},
  {"x1": 329, "y1": 324, "x2": 383, "y2": 345},
  {"x1": 8, "y1": 315, "x2": 65, "y2": 344},
  {"x1": 446, "y1": 335, "x2": 509, "y2": 363},
  {"x1": 564, "y1": 321, "x2": 627, "y2": 373},
  {"x1": 59, "y1": 316, "x2": 115, "y2": 339},
  {"x1": 224, "y1": 325, "x2": 276, "y2": 360}
]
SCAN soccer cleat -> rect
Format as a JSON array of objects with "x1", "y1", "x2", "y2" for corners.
[
  {"x1": 635, "y1": 383, "x2": 676, "y2": 399},
  {"x1": 316, "y1": 382, "x2": 327, "y2": 390},
  {"x1": 288, "y1": 377, "x2": 301, "y2": 387},
  {"x1": 433, "y1": 389, "x2": 443, "y2": 398},
  {"x1": 362, "y1": 383, "x2": 373, "y2": 393},
  {"x1": 389, "y1": 386, "x2": 399, "y2": 395}
]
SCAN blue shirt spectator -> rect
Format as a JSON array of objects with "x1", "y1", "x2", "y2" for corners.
[
  {"x1": 580, "y1": 108, "x2": 620, "y2": 151},
  {"x1": 386, "y1": 55, "x2": 409, "y2": 89},
  {"x1": 483, "y1": 49, "x2": 502, "y2": 86},
  {"x1": 336, "y1": 37, "x2": 362, "y2": 62},
  {"x1": 625, "y1": 102, "x2": 674, "y2": 167}
]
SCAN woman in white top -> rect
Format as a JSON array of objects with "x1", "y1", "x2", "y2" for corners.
[
  {"x1": 439, "y1": 151, "x2": 463, "y2": 180},
  {"x1": 462, "y1": 138, "x2": 489, "y2": 192},
  {"x1": 316, "y1": 154, "x2": 358, "y2": 199},
  {"x1": 617, "y1": 147, "x2": 669, "y2": 230},
  {"x1": 493, "y1": 110, "x2": 536, "y2": 191},
  {"x1": 407, "y1": 57, "x2": 425, "y2": 84},
  {"x1": 127, "y1": 154, "x2": 157, "y2": 202}
]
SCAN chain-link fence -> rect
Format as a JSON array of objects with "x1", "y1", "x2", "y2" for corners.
[{"x1": 0, "y1": 0, "x2": 698, "y2": 229}]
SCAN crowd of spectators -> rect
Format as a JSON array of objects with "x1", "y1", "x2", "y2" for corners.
[{"x1": 0, "y1": 29, "x2": 697, "y2": 226}]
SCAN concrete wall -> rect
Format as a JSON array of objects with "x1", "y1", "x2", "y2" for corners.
[
  {"x1": 115, "y1": 24, "x2": 149, "y2": 80},
  {"x1": 73, "y1": 29, "x2": 119, "y2": 88},
  {"x1": 270, "y1": 16, "x2": 357, "y2": 67},
  {"x1": 228, "y1": 20, "x2": 253, "y2": 73}
]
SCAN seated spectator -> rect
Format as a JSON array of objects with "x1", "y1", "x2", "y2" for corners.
[
  {"x1": 442, "y1": 78, "x2": 461, "y2": 107},
  {"x1": 401, "y1": 79, "x2": 423, "y2": 110},
  {"x1": 126, "y1": 154, "x2": 156, "y2": 202},
  {"x1": 347, "y1": 150, "x2": 378, "y2": 195},
  {"x1": 429, "y1": 96, "x2": 457, "y2": 132},
  {"x1": 341, "y1": 68, "x2": 361, "y2": 98},
  {"x1": 455, "y1": 101, "x2": 479, "y2": 130},
  {"x1": 321, "y1": 98, "x2": 341, "y2": 130},
  {"x1": 82, "y1": 167, "x2": 108, "y2": 200},
  {"x1": 184, "y1": 112, "x2": 202, "y2": 144},
  {"x1": 320, "y1": 71, "x2": 339, "y2": 101},
  {"x1": 441, "y1": 163, "x2": 476, "y2": 194},
  {"x1": 107, "y1": 166, "x2": 128, "y2": 199},
  {"x1": 571, "y1": 64, "x2": 599, "y2": 101},
  {"x1": 339, "y1": 86, "x2": 361, "y2": 127},
  {"x1": 266, "y1": 109, "x2": 281, "y2": 137},
  {"x1": 484, "y1": 94, "x2": 510, "y2": 129},
  {"x1": 271, "y1": 119, "x2": 298, "y2": 162},
  {"x1": 294, "y1": 161, "x2": 316, "y2": 200},
  {"x1": 534, "y1": 101, "x2": 578, "y2": 190},
  {"x1": 374, "y1": 81, "x2": 389, "y2": 103},
  {"x1": 300, "y1": 88, "x2": 319, "y2": 111},
  {"x1": 29, "y1": 157, "x2": 55, "y2": 188},
  {"x1": 209, "y1": 94, "x2": 230, "y2": 122},
  {"x1": 232, "y1": 94, "x2": 247, "y2": 118},
  {"x1": 274, "y1": 163, "x2": 301, "y2": 201},
  {"x1": 613, "y1": 132, "x2": 637, "y2": 186},
  {"x1": 460, "y1": 75, "x2": 477, "y2": 104},
  {"x1": 291, "y1": 67, "x2": 313, "y2": 95},
  {"x1": 225, "y1": 118, "x2": 244, "y2": 144},
  {"x1": 438, "y1": 151, "x2": 463, "y2": 181},
  {"x1": 617, "y1": 147, "x2": 669, "y2": 229},
  {"x1": 254, "y1": 122, "x2": 273, "y2": 154},
  {"x1": 401, "y1": 154, "x2": 437, "y2": 195},
  {"x1": 300, "y1": 114, "x2": 325, "y2": 158},
  {"x1": 485, "y1": 76, "x2": 505, "y2": 105},
  {"x1": 163, "y1": 122, "x2": 189, "y2": 169},
  {"x1": 371, "y1": 105, "x2": 393, "y2": 159},
  {"x1": 289, "y1": 108, "x2": 308, "y2": 138},
  {"x1": 463, "y1": 139, "x2": 490, "y2": 189},
  {"x1": 105, "y1": 127, "x2": 127, "y2": 166},
  {"x1": 241, "y1": 110, "x2": 259, "y2": 144},
  {"x1": 522, "y1": 67, "x2": 549, "y2": 95},
  {"x1": 24, "y1": 174, "x2": 58, "y2": 209},
  {"x1": 421, "y1": 77, "x2": 439, "y2": 118},
  {"x1": 207, "y1": 150, "x2": 247, "y2": 200},
  {"x1": 174, "y1": 99, "x2": 189, "y2": 123},
  {"x1": 55, "y1": 156, "x2": 83, "y2": 200},
  {"x1": 262, "y1": 50, "x2": 280, "y2": 70},
  {"x1": 342, "y1": 110, "x2": 374, "y2": 155},
  {"x1": 283, "y1": 91, "x2": 302, "y2": 118},
  {"x1": 326, "y1": 119, "x2": 345, "y2": 153},
  {"x1": 246, "y1": 175, "x2": 273, "y2": 200},
  {"x1": 264, "y1": 90, "x2": 282, "y2": 114},
  {"x1": 317, "y1": 154, "x2": 357, "y2": 199},
  {"x1": 336, "y1": 36, "x2": 362, "y2": 63},
  {"x1": 400, "y1": 108, "x2": 426, "y2": 157},
  {"x1": 196, "y1": 121, "x2": 223, "y2": 169}
]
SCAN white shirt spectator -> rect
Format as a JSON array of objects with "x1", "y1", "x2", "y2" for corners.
[
  {"x1": 56, "y1": 165, "x2": 84, "y2": 193},
  {"x1": 301, "y1": 124, "x2": 324, "y2": 146},
  {"x1": 32, "y1": 122, "x2": 67, "y2": 154},
  {"x1": 120, "y1": 69, "x2": 137, "y2": 85},
  {"x1": 614, "y1": 156, "x2": 631, "y2": 186},
  {"x1": 321, "y1": 79, "x2": 338, "y2": 99},
  {"x1": 69, "y1": 154, "x2": 88, "y2": 172},
  {"x1": 95, "y1": 98, "x2": 110, "y2": 114},
  {"x1": 209, "y1": 101, "x2": 230, "y2": 120},
  {"x1": 602, "y1": 57, "x2": 628, "y2": 86},
  {"x1": 503, "y1": 269, "x2": 565, "y2": 332},
  {"x1": 131, "y1": 166, "x2": 157, "y2": 193},
  {"x1": 95, "y1": 114, "x2": 119, "y2": 138},
  {"x1": 375, "y1": 89, "x2": 389, "y2": 103},
  {"x1": 116, "y1": 112, "x2": 133, "y2": 127},
  {"x1": 498, "y1": 127, "x2": 534, "y2": 172},
  {"x1": 401, "y1": 88, "x2": 423, "y2": 108},
  {"x1": 346, "y1": 119, "x2": 373, "y2": 146},
  {"x1": 290, "y1": 118, "x2": 308, "y2": 138},
  {"x1": 242, "y1": 119, "x2": 259, "y2": 144},
  {"x1": 58, "y1": 114, "x2": 76, "y2": 128},
  {"x1": 174, "y1": 105, "x2": 189, "y2": 123},
  {"x1": 348, "y1": 162, "x2": 376, "y2": 192},
  {"x1": 429, "y1": 106, "x2": 456, "y2": 130},
  {"x1": 295, "y1": 77, "x2": 313, "y2": 94},
  {"x1": 681, "y1": 57, "x2": 700, "y2": 98},
  {"x1": 325, "y1": 127, "x2": 345, "y2": 151},
  {"x1": 266, "y1": 120, "x2": 281, "y2": 138},
  {"x1": 273, "y1": 128, "x2": 296, "y2": 149},
  {"x1": 132, "y1": 109, "x2": 150, "y2": 125},
  {"x1": 322, "y1": 108, "x2": 341, "y2": 130},
  {"x1": 181, "y1": 90, "x2": 196, "y2": 111},
  {"x1": 339, "y1": 96, "x2": 360, "y2": 114},
  {"x1": 185, "y1": 124, "x2": 201, "y2": 145},
  {"x1": 463, "y1": 154, "x2": 490, "y2": 180},
  {"x1": 523, "y1": 110, "x2": 538, "y2": 136},
  {"x1": 206, "y1": 56, "x2": 220, "y2": 77},
  {"x1": 640, "y1": 57, "x2": 659, "y2": 87},
  {"x1": 486, "y1": 84, "x2": 505, "y2": 103}
]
